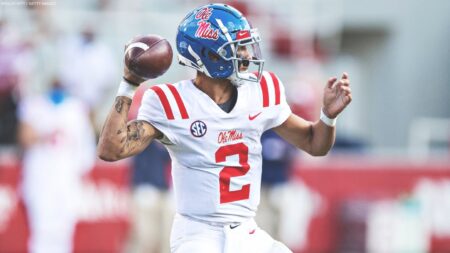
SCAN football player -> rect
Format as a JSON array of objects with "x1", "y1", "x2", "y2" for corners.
[
  {"x1": 98, "y1": 3, "x2": 352, "y2": 253},
  {"x1": 19, "y1": 79, "x2": 96, "y2": 253}
]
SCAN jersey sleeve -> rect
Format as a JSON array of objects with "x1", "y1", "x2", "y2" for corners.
[
  {"x1": 136, "y1": 88, "x2": 177, "y2": 145},
  {"x1": 259, "y1": 71, "x2": 292, "y2": 131}
]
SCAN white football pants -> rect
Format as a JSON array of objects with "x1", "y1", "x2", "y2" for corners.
[{"x1": 170, "y1": 214, "x2": 292, "y2": 253}]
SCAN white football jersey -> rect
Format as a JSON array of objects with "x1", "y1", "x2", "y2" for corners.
[
  {"x1": 137, "y1": 71, "x2": 291, "y2": 224},
  {"x1": 18, "y1": 95, "x2": 96, "y2": 199}
]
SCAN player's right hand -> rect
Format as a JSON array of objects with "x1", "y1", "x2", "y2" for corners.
[{"x1": 123, "y1": 66, "x2": 147, "y2": 86}]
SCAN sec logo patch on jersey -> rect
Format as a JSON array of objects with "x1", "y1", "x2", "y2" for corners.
[{"x1": 190, "y1": 120, "x2": 207, "y2": 137}]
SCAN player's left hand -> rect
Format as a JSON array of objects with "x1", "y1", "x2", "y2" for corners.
[{"x1": 322, "y1": 72, "x2": 352, "y2": 118}]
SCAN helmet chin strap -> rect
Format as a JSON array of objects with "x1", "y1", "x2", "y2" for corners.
[
  {"x1": 227, "y1": 70, "x2": 257, "y2": 87},
  {"x1": 227, "y1": 73, "x2": 242, "y2": 87},
  {"x1": 227, "y1": 57, "x2": 263, "y2": 86}
]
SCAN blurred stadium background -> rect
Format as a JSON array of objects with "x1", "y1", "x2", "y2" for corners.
[{"x1": 0, "y1": 0, "x2": 449, "y2": 252}]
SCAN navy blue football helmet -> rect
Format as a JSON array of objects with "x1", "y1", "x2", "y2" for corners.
[{"x1": 176, "y1": 3, "x2": 264, "y2": 83}]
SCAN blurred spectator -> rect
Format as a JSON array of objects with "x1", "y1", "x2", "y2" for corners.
[
  {"x1": 256, "y1": 73, "x2": 324, "y2": 249},
  {"x1": 17, "y1": 78, "x2": 96, "y2": 253},
  {"x1": 289, "y1": 58, "x2": 367, "y2": 153},
  {"x1": 58, "y1": 25, "x2": 117, "y2": 133},
  {"x1": 287, "y1": 58, "x2": 324, "y2": 121},
  {"x1": 125, "y1": 85, "x2": 174, "y2": 253},
  {"x1": 126, "y1": 142, "x2": 173, "y2": 253},
  {"x1": 260, "y1": 130, "x2": 297, "y2": 188},
  {"x1": 257, "y1": 130, "x2": 322, "y2": 250},
  {"x1": 0, "y1": 19, "x2": 34, "y2": 145}
]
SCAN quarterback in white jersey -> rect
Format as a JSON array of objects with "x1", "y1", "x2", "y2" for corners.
[
  {"x1": 98, "y1": 3, "x2": 352, "y2": 253},
  {"x1": 138, "y1": 71, "x2": 290, "y2": 224}
]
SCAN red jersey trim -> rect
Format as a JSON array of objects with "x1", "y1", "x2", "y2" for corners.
[
  {"x1": 150, "y1": 86, "x2": 175, "y2": 120},
  {"x1": 269, "y1": 72, "x2": 281, "y2": 105},
  {"x1": 260, "y1": 75, "x2": 270, "y2": 107},
  {"x1": 167, "y1": 84, "x2": 189, "y2": 119}
]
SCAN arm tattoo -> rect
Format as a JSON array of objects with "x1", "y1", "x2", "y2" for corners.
[
  {"x1": 128, "y1": 121, "x2": 145, "y2": 141},
  {"x1": 120, "y1": 121, "x2": 149, "y2": 155},
  {"x1": 114, "y1": 97, "x2": 131, "y2": 114}
]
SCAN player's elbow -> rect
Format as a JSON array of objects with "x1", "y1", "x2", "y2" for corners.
[
  {"x1": 309, "y1": 149, "x2": 329, "y2": 157},
  {"x1": 98, "y1": 153, "x2": 120, "y2": 162},
  {"x1": 305, "y1": 139, "x2": 334, "y2": 157},
  {"x1": 304, "y1": 144, "x2": 331, "y2": 156},
  {"x1": 295, "y1": 142, "x2": 330, "y2": 157},
  {"x1": 97, "y1": 145, "x2": 121, "y2": 162}
]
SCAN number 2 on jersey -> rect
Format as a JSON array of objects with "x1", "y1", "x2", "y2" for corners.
[{"x1": 215, "y1": 143, "x2": 250, "y2": 204}]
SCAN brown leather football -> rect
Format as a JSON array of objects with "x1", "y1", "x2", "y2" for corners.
[{"x1": 124, "y1": 34, "x2": 173, "y2": 82}]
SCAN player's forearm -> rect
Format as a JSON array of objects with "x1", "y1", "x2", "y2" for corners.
[
  {"x1": 308, "y1": 120, "x2": 336, "y2": 156},
  {"x1": 274, "y1": 114, "x2": 336, "y2": 156},
  {"x1": 97, "y1": 96, "x2": 132, "y2": 161},
  {"x1": 283, "y1": 120, "x2": 335, "y2": 156}
]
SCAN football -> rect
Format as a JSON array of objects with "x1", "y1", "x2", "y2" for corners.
[{"x1": 124, "y1": 34, "x2": 173, "y2": 82}]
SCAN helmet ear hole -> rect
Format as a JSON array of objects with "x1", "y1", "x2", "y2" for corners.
[
  {"x1": 201, "y1": 47, "x2": 207, "y2": 57},
  {"x1": 207, "y1": 51, "x2": 220, "y2": 62}
]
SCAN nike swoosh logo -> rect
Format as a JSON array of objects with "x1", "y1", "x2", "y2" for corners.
[
  {"x1": 248, "y1": 112, "x2": 262, "y2": 120},
  {"x1": 230, "y1": 224, "x2": 240, "y2": 229}
]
